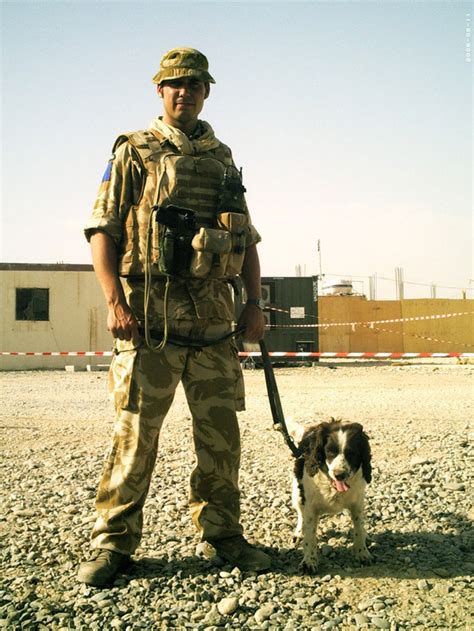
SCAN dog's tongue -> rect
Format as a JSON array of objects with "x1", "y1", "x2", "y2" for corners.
[{"x1": 334, "y1": 480, "x2": 349, "y2": 492}]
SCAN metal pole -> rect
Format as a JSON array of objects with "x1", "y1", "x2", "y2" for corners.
[
  {"x1": 317, "y1": 240, "x2": 323, "y2": 281},
  {"x1": 395, "y1": 267, "x2": 404, "y2": 300},
  {"x1": 369, "y1": 274, "x2": 377, "y2": 300}
]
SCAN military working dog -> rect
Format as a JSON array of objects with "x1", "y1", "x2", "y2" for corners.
[{"x1": 289, "y1": 419, "x2": 372, "y2": 572}]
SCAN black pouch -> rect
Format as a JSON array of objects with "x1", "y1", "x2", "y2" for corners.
[{"x1": 154, "y1": 205, "x2": 196, "y2": 276}]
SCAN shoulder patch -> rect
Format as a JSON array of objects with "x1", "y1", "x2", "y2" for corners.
[{"x1": 101, "y1": 160, "x2": 113, "y2": 183}]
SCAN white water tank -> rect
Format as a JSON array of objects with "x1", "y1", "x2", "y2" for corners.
[{"x1": 321, "y1": 278, "x2": 354, "y2": 296}]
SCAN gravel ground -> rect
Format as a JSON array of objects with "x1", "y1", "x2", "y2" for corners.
[{"x1": 1, "y1": 360, "x2": 473, "y2": 630}]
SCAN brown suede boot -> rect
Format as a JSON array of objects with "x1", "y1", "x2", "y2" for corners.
[
  {"x1": 198, "y1": 535, "x2": 271, "y2": 572},
  {"x1": 77, "y1": 549, "x2": 131, "y2": 586}
]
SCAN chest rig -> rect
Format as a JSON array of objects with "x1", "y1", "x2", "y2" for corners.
[{"x1": 115, "y1": 129, "x2": 248, "y2": 279}]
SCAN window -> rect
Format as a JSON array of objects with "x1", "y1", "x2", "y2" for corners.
[{"x1": 15, "y1": 288, "x2": 49, "y2": 321}]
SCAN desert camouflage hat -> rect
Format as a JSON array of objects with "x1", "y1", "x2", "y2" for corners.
[{"x1": 152, "y1": 47, "x2": 216, "y2": 84}]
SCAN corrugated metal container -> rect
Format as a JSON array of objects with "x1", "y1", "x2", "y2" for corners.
[{"x1": 234, "y1": 276, "x2": 319, "y2": 354}]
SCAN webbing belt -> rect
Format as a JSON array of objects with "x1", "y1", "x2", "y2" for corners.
[
  {"x1": 137, "y1": 325, "x2": 246, "y2": 349},
  {"x1": 259, "y1": 339, "x2": 303, "y2": 458}
]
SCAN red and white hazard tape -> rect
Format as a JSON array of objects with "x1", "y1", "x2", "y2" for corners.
[
  {"x1": 240, "y1": 352, "x2": 473, "y2": 359},
  {"x1": 1, "y1": 351, "x2": 473, "y2": 359},
  {"x1": 0, "y1": 351, "x2": 114, "y2": 357},
  {"x1": 265, "y1": 310, "x2": 473, "y2": 328}
]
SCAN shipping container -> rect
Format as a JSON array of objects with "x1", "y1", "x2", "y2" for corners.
[{"x1": 234, "y1": 276, "x2": 319, "y2": 358}]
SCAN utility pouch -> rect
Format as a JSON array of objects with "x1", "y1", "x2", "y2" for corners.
[
  {"x1": 217, "y1": 211, "x2": 248, "y2": 276},
  {"x1": 154, "y1": 205, "x2": 197, "y2": 276},
  {"x1": 190, "y1": 227, "x2": 232, "y2": 278}
]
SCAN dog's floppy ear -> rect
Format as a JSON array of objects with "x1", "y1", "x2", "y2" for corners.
[
  {"x1": 358, "y1": 425, "x2": 372, "y2": 484},
  {"x1": 300, "y1": 423, "x2": 328, "y2": 477}
]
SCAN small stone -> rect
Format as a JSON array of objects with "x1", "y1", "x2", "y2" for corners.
[
  {"x1": 417, "y1": 579, "x2": 430, "y2": 591},
  {"x1": 203, "y1": 605, "x2": 223, "y2": 626},
  {"x1": 354, "y1": 613, "x2": 369, "y2": 626},
  {"x1": 308, "y1": 594, "x2": 321, "y2": 607},
  {"x1": 13, "y1": 509, "x2": 37, "y2": 517},
  {"x1": 445, "y1": 483, "x2": 465, "y2": 491},
  {"x1": 410, "y1": 456, "x2": 433, "y2": 466},
  {"x1": 434, "y1": 583, "x2": 453, "y2": 596},
  {"x1": 255, "y1": 604, "x2": 275, "y2": 624},
  {"x1": 372, "y1": 617, "x2": 390, "y2": 629},
  {"x1": 90, "y1": 592, "x2": 111, "y2": 603},
  {"x1": 244, "y1": 589, "x2": 258, "y2": 601},
  {"x1": 217, "y1": 597, "x2": 238, "y2": 615},
  {"x1": 53, "y1": 613, "x2": 69, "y2": 620}
]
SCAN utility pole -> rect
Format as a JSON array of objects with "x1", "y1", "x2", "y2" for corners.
[
  {"x1": 369, "y1": 274, "x2": 377, "y2": 300},
  {"x1": 395, "y1": 267, "x2": 404, "y2": 300},
  {"x1": 317, "y1": 240, "x2": 324, "y2": 281}
]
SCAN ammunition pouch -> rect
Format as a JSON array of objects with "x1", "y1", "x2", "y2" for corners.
[
  {"x1": 155, "y1": 205, "x2": 248, "y2": 279},
  {"x1": 216, "y1": 212, "x2": 247, "y2": 277},
  {"x1": 190, "y1": 227, "x2": 232, "y2": 278}
]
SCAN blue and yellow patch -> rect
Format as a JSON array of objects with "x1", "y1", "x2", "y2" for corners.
[{"x1": 101, "y1": 161, "x2": 113, "y2": 183}]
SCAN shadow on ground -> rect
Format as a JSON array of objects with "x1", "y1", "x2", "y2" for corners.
[{"x1": 127, "y1": 512, "x2": 473, "y2": 582}]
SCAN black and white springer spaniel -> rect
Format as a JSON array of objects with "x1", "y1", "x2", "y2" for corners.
[{"x1": 290, "y1": 419, "x2": 372, "y2": 572}]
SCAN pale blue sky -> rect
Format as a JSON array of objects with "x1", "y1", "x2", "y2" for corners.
[{"x1": 1, "y1": 0, "x2": 472, "y2": 298}]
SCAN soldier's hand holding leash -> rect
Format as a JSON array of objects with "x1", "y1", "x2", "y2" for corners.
[
  {"x1": 238, "y1": 243, "x2": 266, "y2": 342},
  {"x1": 238, "y1": 302, "x2": 265, "y2": 342}
]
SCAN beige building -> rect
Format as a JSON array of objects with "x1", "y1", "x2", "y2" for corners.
[{"x1": 0, "y1": 264, "x2": 110, "y2": 370}]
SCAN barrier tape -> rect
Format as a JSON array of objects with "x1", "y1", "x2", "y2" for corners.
[
  {"x1": 265, "y1": 309, "x2": 473, "y2": 328},
  {"x1": 0, "y1": 351, "x2": 114, "y2": 356},
  {"x1": 349, "y1": 320, "x2": 474, "y2": 348},
  {"x1": 1, "y1": 351, "x2": 473, "y2": 359},
  {"x1": 241, "y1": 352, "x2": 474, "y2": 359}
]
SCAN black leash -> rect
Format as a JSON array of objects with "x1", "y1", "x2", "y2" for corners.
[{"x1": 259, "y1": 339, "x2": 303, "y2": 458}]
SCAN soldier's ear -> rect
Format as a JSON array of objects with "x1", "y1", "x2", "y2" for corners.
[{"x1": 157, "y1": 84, "x2": 164, "y2": 98}]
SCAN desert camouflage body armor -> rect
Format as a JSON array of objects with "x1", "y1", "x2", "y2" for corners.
[{"x1": 115, "y1": 129, "x2": 249, "y2": 279}]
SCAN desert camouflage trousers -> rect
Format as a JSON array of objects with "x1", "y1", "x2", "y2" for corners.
[{"x1": 90, "y1": 320, "x2": 245, "y2": 555}]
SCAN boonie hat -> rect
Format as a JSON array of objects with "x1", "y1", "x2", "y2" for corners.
[{"x1": 152, "y1": 47, "x2": 216, "y2": 84}]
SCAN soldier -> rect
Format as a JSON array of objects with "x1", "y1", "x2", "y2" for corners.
[{"x1": 77, "y1": 47, "x2": 270, "y2": 586}]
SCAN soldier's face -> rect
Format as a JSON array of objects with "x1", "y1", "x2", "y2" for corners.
[{"x1": 158, "y1": 78, "x2": 210, "y2": 132}]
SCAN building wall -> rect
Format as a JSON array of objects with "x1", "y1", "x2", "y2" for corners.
[
  {"x1": 318, "y1": 296, "x2": 473, "y2": 353},
  {"x1": 1, "y1": 268, "x2": 473, "y2": 370},
  {"x1": 1, "y1": 266, "x2": 111, "y2": 370}
]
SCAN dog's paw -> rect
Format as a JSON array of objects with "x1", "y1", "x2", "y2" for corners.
[
  {"x1": 292, "y1": 533, "x2": 302, "y2": 548},
  {"x1": 353, "y1": 545, "x2": 372, "y2": 564},
  {"x1": 300, "y1": 558, "x2": 319, "y2": 574}
]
